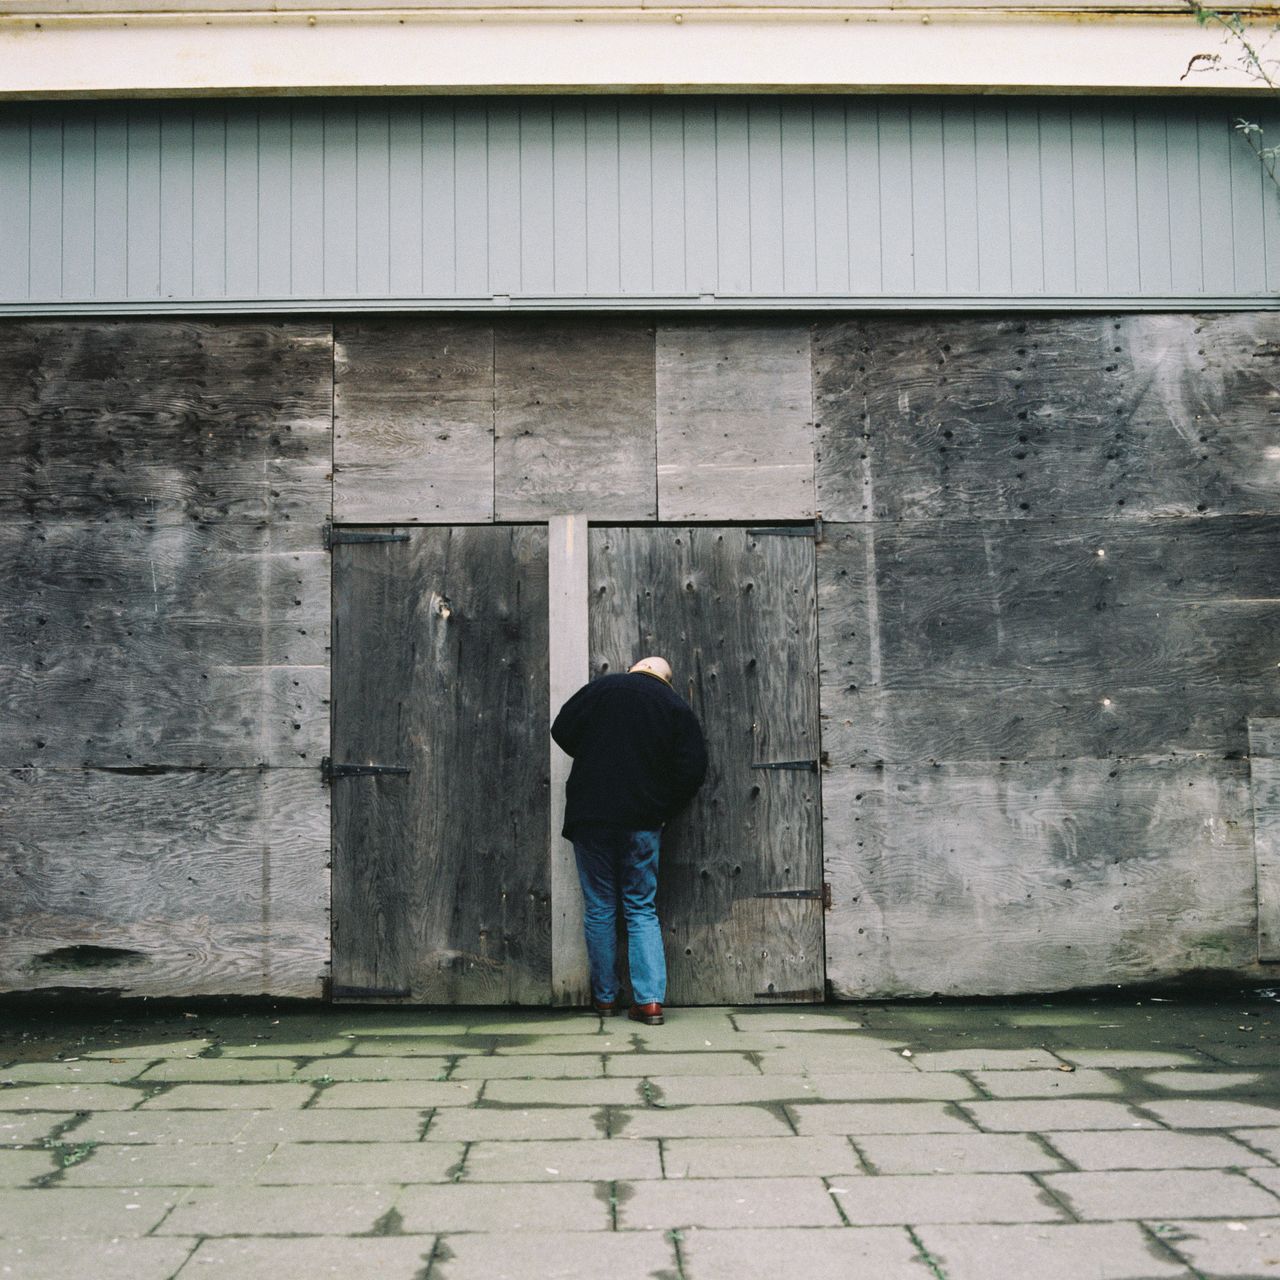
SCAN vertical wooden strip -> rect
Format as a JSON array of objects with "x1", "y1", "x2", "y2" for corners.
[
  {"x1": 909, "y1": 101, "x2": 947, "y2": 293},
  {"x1": 1071, "y1": 104, "x2": 1109, "y2": 295},
  {"x1": 28, "y1": 113, "x2": 63, "y2": 299},
  {"x1": 191, "y1": 105, "x2": 227, "y2": 298},
  {"x1": 779, "y1": 99, "x2": 817, "y2": 296},
  {"x1": 290, "y1": 103, "x2": 325, "y2": 300},
  {"x1": 355, "y1": 101, "x2": 391, "y2": 297},
  {"x1": 585, "y1": 100, "x2": 620, "y2": 295},
  {"x1": 1134, "y1": 106, "x2": 1173, "y2": 296},
  {"x1": 941, "y1": 101, "x2": 980, "y2": 295},
  {"x1": 387, "y1": 101, "x2": 423, "y2": 296},
  {"x1": 424, "y1": 102, "x2": 461, "y2": 296},
  {"x1": 1229, "y1": 115, "x2": 1267, "y2": 296},
  {"x1": 845, "y1": 100, "x2": 882, "y2": 294},
  {"x1": 1250, "y1": 719, "x2": 1280, "y2": 962},
  {"x1": 973, "y1": 101, "x2": 1012, "y2": 295},
  {"x1": 93, "y1": 109, "x2": 128, "y2": 300},
  {"x1": 1038, "y1": 104, "x2": 1077, "y2": 295},
  {"x1": 877, "y1": 101, "x2": 913, "y2": 294},
  {"x1": 746, "y1": 99, "x2": 784, "y2": 295},
  {"x1": 1166, "y1": 109, "x2": 1203, "y2": 295},
  {"x1": 549, "y1": 514, "x2": 591, "y2": 1005},
  {"x1": 618, "y1": 99, "x2": 654, "y2": 294},
  {"x1": 256, "y1": 104, "x2": 292, "y2": 299},
  {"x1": 125, "y1": 107, "x2": 162, "y2": 299},
  {"x1": 323, "y1": 102, "x2": 358, "y2": 297},
  {"x1": 1102, "y1": 107, "x2": 1140, "y2": 295},
  {"x1": 520, "y1": 101, "x2": 556, "y2": 296},
  {"x1": 682, "y1": 99, "x2": 717, "y2": 295},
  {"x1": 223, "y1": 106, "x2": 258, "y2": 299},
  {"x1": 552, "y1": 100, "x2": 588, "y2": 296},
  {"x1": 650, "y1": 99, "x2": 686, "y2": 296},
  {"x1": 1198, "y1": 108, "x2": 1236, "y2": 294},
  {"x1": 715, "y1": 101, "x2": 751, "y2": 294},
  {"x1": 60, "y1": 110, "x2": 96, "y2": 301},
  {"x1": 487, "y1": 101, "x2": 521, "y2": 296},
  {"x1": 158, "y1": 106, "x2": 195, "y2": 301},
  {"x1": 812, "y1": 100, "x2": 849, "y2": 294},
  {"x1": 0, "y1": 109, "x2": 30, "y2": 300},
  {"x1": 1005, "y1": 105, "x2": 1044, "y2": 294},
  {"x1": 1262, "y1": 107, "x2": 1280, "y2": 295}
]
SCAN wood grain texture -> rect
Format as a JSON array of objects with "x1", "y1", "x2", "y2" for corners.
[
  {"x1": 0, "y1": 320, "x2": 332, "y2": 526},
  {"x1": 588, "y1": 526, "x2": 822, "y2": 1004},
  {"x1": 814, "y1": 313, "x2": 1280, "y2": 523},
  {"x1": 334, "y1": 318, "x2": 496, "y2": 523},
  {"x1": 656, "y1": 324, "x2": 815, "y2": 521},
  {"x1": 494, "y1": 320, "x2": 656, "y2": 520},
  {"x1": 331, "y1": 525, "x2": 552, "y2": 1004},
  {"x1": 822, "y1": 757, "x2": 1257, "y2": 998},
  {"x1": 0, "y1": 767, "x2": 329, "y2": 997},
  {"x1": 0, "y1": 522, "x2": 328, "y2": 768},
  {"x1": 1250, "y1": 719, "x2": 1280, "y2": 963}
]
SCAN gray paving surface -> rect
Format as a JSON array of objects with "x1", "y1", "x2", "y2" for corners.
[{"x1": 1, "y1": 995, "x2": 1279, "y2": 1277}]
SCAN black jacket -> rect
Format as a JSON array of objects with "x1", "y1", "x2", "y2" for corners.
[{"x1": 551, "y1": 672, "x2": 708, "y2": 838}]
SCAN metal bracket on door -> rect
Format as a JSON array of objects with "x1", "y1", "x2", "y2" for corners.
[
  {"x1": 756, "y1": 883, "x2": 833, "y2": 910},
  {"x1": 750, "y1": 759, "x2": 819, "y2": 773},
  {"x1": 321, "y1": 757, "x2": 412, "y2": 784},
  {"x1": 323, "y1": 523, "x2": 411, "y2": 550},
  {"x1": 746, "y1": 517, "x2": 823, "y2": 542}
]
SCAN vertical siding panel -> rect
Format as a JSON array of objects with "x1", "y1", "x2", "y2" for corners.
[
  {"x1": 158, "y1": 106, "x2": 194, "y2": 300},
  {"x1": 520, "y1": 101, "x2": 556, "y2": 296},
  {"x1": 585, "y1": 100, "x2": 620, "y2": 295},
  {"x1": 747, "y1": 99, "x2": 784, "y2": 295},
  {"x1": 812, "y1": 99, "x2": 849, "y2": 294},
  {"x1": 715, "y1": 101, "x2": 751, "y2": 294},
  {"x1": 1133, "y1": 105, "x2": 1173, "y2": 295},
  {"x1": 1229, "y1": 116, "x2": 1266, "y2": 294},
  {"x1": 223, "y1": 107, "x2": 259, "y2": 298},
  {"x1": 973, "y1": 101, "x2": 1012, "y2": 295},
  {"x1": 878, "y1": 101, "x2": 913, "y2": 294},
  {"x1": 0, "y1": 110, "x2": 31, "y2": 299},
  {"x1": 845, "y1": 100, "x2": 881, "y2": 294},
  {"x1": 28, "y1": 113, "x2": 62, "y2": 299},
  {"x1": 650, "y1": 99, "x2": 686, "y2": 295},
  {"x1": 910, "y1": 102, "x2": 947, "y2": 293},
  {"x1": 780, "y1": 99, "x2": 817, "y2": 295},
  {"x1": 355, "y1": 102, "x2": 390, "y2": 296},
  {"x1": 323, "y1": 103, "x2": 358, "y2": 297},
  {"x1": 1263, "y1": 108, "x2": 1280, "y2": 295},
  {"x1": 126, "y1": 107, "x2": 162, "y2": 298},
  {"x1": 191, "y1": 105, "x2": 227, "y2": 297},
  {"x1": 1038, "y1": 104, "x2": 1076, "y2": 295},
  {"x1": 682, "y1": 99, "x2": 717, "y2": 295},
  {"x1": 93, "y1": 110, "x2": 128, "y2": 300},
  {"x1": 1101, "y1": 107, "x2": 1140, "y2": 295},
  {"x1": 942, "y1": 101, "x2": 980, "y2": 294},
  {"x1": 290, "y1": 103, "x2": 325, "y2": 299},
  {"x1": 1005, "y1": 106, "x2": 1044, "y2": 293},
  {"x1": 388, "y1": 101, "x2": 424, "y2": 297},
  {"x1": 1166, "y1": 108, "x2": 1203, "y2": 294},
  {"x1": 1070, "y1": 104, "x2": 1108, "y2": 295},
  {"x1": 552, "y1": 100, "x2": 588, "y2": 295},
  {"x1": 1198, "y1": 109, "x2": 1235, "y2": 294},
  {"x1": 451, "y1": 102, "x2": 486, "y2": 295},
  {"x1": 618, "y1": 99, "x2": 654, "y2": 293},
  {"x1": 61, "y1": 109, "x2": 96, "y2": 301},
  {"x1": 487, "y1": 101, "x2": 521, "y2": 295},
  {"x1": 257, "y1": 104, "x2": 292, "y2": 300}
]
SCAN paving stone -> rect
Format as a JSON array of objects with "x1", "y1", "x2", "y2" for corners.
[
  {"x1": 461, "y1": 1138, "x2": 661, "y2": 1182},
  {"x1": 618, "y1": 1176, "x2": 844, "y2": 1228},
  {"x1": 237, "y1": 1109, "x2": 428, "y2": 1144},
  {"x1": 0, "y1": 1060, "x2": 149, "y2": 1084},
  {"x1": 296, "y1": 1057, "x2": 453, "y2": 1081},
  {"x1": 0, "y1": 1187, "x2": 182, "y2": 1236},
  {"x1": 137, "y1": 1058, "x2": 298, "y2": 1083},
  {"x1": 911, "y1": 1049, "x2": 1066, "y2": 1072},
  {"x1": 335, "y1": 1013, "x2": 477, "y2": 1036},
  {"x1": 1197, "y1": 1042, "x2": 1280, "y2": 1067},
  {"x1": 613, "y1": 1105, "x2": 790, "y2": 1140},
  {"x1": 0, "y1": 1149, "x2": 56, "y2": 1185},
  {"x1": 85, "y1": 1041, "x2": 213, "y2": 1059},
  {"x1": 0, "y1": 1238, "x2": 197, "y2": 1280},
  {"x1": 0, "y1": 1113, "x2": 73, "y2": 1145},
  {"x1": 962, "y1": 1100, "x2": 1155, "y2": 1131},
  {"x1": 156, "y1": 1184, "x2": 396, "y2": 1235},
  {"x1": 663, "y1": 1136, "x2": 863, "y2": 1179},
  {"x1": 396, "y1": 1180, "x2": 610, "y2": 1231},
  {"x1": 71, "y1": 1111, "x2": 253, "y2": 1145},
  {"x1": 1141, "y1": 1099, "x2": 1280, "y2": 1129},
  {"x1": 1045, "y1": 1129, "x2": 1271, "y2": 1171},
  {"x1": 788, "y1": 1102, "x2": 973, "y2": 1136},
  {"x1": 806, "y1": 1072, "x2": 979, "y2": 1102},
  {"x1": 60, "y1": 1142, "x2": 274, "y2": 1187},
  {"x1": 450, "y1": 1055, "x2": 603, "y2": 1080},
  {"x1": 646, "y1": 1075, "x2": 820, "y2": 1105},
  {"x1": 481, "y1": 1078, "x2": 645, "y2": 1106},
  {"x1": 916, "y1": 1222, "x2": 1191, "y2": 1280},
  {"x1": 140, "y1": 1083, "x2": 314, "y2": 1110},
  {"x1": 430, "y1": 1229, "x2": 676, "y2": 1280},
  {"x1": 1233, "y1": 1129, "x2": 1280, "y2": 1162},
  {"x1": 755, "y1": 1047, "x2": 917, "y2": 1076},
  {"x1": 1, "y1": 1085, "x2": 144, "y2": 1111},
  {"x1": 1250, "y1": 1165, "x2": 1280, "y2": 1196},
  {"x1": 607, "y1": 1053, "x2": 758, "y2": 1078},
  {"x1": 1044, "y1": 1169, "x2": 1280, "y2": 1219},
  {"x1": 256, "y1": 1141, "x2": 462, "y2": 1184},
  {"x1": 969, "y1": 1069, "x2": 1124, "y2": 1098},
  {"x1": 424, "y1": 1108, "x2": 605, "y2": 1142},
  {"x1": 349, "y1": 1038, "x2": 491, "y2": 1056},
  {"x1": 489, "y1": 1032, "x2": 777, "y2": 1055},
  {"x1": 830, "y1": 1172, "x2": 1064, "y2": 1225},
  {"x1": 465, "y1": 1017, "x2": 603, "y2": 1036},
  {"x1": 176, "y1": 1236, "x2": 436, "y2": 1279},
  {"x1": 312, "y1": 1081, "x2": 478, "y2": 1108},
  {"x1": 1055, "y1": 1050, "x2": 1207, "y2": 1069},
  {"x1": 1144, "y1": 1070, "x2": 1274, "y2": 1094},
  {"x1": 731, "y1": 1012, "x2": 865, "y2": 1032},
  {"x1": 1150, "y1": 1217, "x2": 1280, "y2": 1278},
  {"x1": 855, "y1": 1133, "x2": 1065, "y2": 1175},
  {"x1": 678, "y1": 1226, "x2": 927, "y2": 1280},
  {"x1": 218, "y1": 1040, "x2": 359, "y2": 1058}
]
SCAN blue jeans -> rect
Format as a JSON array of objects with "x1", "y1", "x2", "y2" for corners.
[{"x1": 572, "y1": 826, "x2": 666, "y2": 1006}]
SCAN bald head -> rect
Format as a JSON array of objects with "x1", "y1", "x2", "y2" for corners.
[{"x1": 628, "y1": 656, "x2": 673, "y2": 685}]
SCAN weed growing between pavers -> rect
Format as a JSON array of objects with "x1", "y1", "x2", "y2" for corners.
[
  {"x1": 906, "y1": 1225, "x2": 948, "y2": 1280},
  {"x1": 363, "y1": 1206, "x2": 407, "y2": 1236}
]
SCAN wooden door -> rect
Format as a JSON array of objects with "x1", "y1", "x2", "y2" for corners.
[
  {"x1": 588, "y1": 527, "x2": 823, "y2": 1004},
  {"x1": 331, "y1": 525, "x2": 551, "y2": 1003}
]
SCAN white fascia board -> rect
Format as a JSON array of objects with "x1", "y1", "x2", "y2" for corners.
[{"x1": 0, "y1": 9, "x2": 1273, "y2": 98}]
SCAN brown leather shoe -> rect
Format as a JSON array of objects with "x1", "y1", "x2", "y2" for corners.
[
  {"x1": 628, "y1": 1002, "x2": 664, "y2": 1026},
  {"x1": 593, "y1": 999, "x2": 620, "y2": 1016}
]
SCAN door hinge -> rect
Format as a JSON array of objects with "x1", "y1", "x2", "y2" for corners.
[
  {"x1": 323, "y1": 522, "x2": 411, "y2": 551},
  {"x1": 756, "y1": 888, "x2": 822, "y2": 900},
  {"x1": 823, "y1": 881, "x2": 833, "y2": 911},
  {"x1": 746, "y1": 516, "x2": 823, "y2": 542},
  {"x1": 321, "y1": 757, "x2": 411, "y2": 784},
  {"x1": 750, "y1": 759, "x2": 819, "y2": 773},
  {"x1": 330, "y1": 984, "x2": 412, "y2": 1000}
]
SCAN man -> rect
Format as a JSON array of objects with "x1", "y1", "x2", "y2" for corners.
[{"x1": 551, "y1": 657, "x2": 708, "y2": 1026}]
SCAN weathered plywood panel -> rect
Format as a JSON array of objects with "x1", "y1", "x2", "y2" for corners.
[
  {"x1": 589, "y1": 526, "x2": 822, "y2": 1004},
  {"x1": 1250, "y1": 719, "x2": 1280, "y2": 963},
  {"x1": 0, "y1": 767, "x2": 329, "y2": 997},
  {"x1": 334, "y1": 319, "x2": 495, "y2": 523},
  {"x1": 0, "y1": 321, "x2": 332, "y2": 525},
  {"x1": 332, "y1": 525, "x2": 551, "y2": 1004},
  {"x1": 656, "y1": 324, "x2": 814, "y2": 521},
  {"x1": 0, "y1": 522, "x2": 328, "y2": 768},
  {"x1": 494, "y1": 321, "x2": 656, "y2": 520},
  {"x1": 822, "y1": 757, "x2": 1257, "y2": 998},
  {"x1": 815, "y1": 314, "x2": 1280, "y2": 523}
]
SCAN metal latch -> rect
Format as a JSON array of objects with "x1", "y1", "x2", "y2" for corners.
[
  {"x1": 321, "y1": 757, "x2": 411, "y2": 784},
  {"x1": 750, "y1": 759, "x2": 819, "y2": 773},
  {"x1": 323, "y1": 523, "x2": 411, "y2": 550}
]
